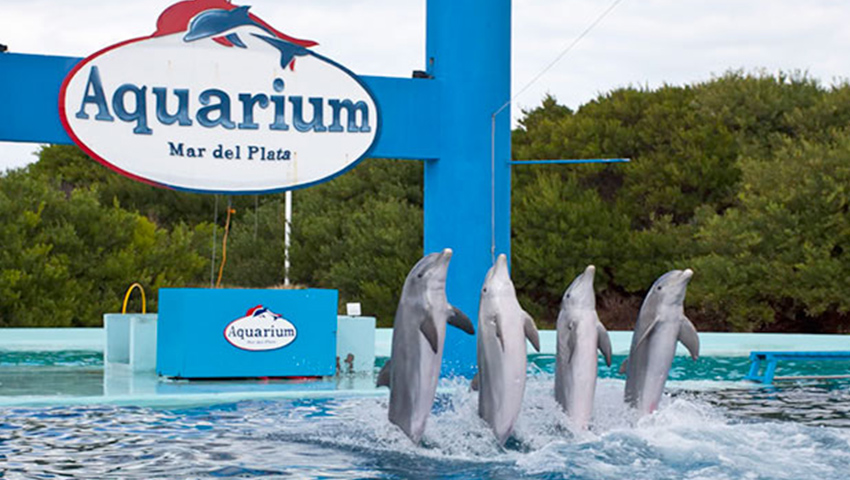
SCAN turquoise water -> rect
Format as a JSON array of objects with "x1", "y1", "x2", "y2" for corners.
[{"x1": 2, "y1": 351, "x2": 850, "y2": 478}]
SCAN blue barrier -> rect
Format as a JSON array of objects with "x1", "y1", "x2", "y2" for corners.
[{"x1": 744, "y1": 351, "x2": 850, "y2": 384}]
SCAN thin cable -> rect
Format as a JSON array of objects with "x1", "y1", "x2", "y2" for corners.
[
  {"x1": 493, "y1": 0, "x2": 625, "y2": 118},
  {"x1": 210, "y1": 195, "x2": 218, "y2": 288},
  {"x1": 489, "y1": 0, "x2": 625, "y2": 263}
]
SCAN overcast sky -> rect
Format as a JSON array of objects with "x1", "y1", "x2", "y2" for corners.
[{"x1": 2, "y1": 0, "x2": 849, "y2": 171}]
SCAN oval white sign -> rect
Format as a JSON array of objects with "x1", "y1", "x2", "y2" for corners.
[
  {"x1": 59, "y1": 1, "x2": 380, "y2": 194},
  {"x1": 224, "y1": 305, "x2": 297, "y2": 351}
]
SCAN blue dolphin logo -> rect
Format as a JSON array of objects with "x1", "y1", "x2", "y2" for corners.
[
  {"x1": 183, "y1": 5, "x2": 314, "y2": 69},
  {"x1": 183, "y1": 6, "x2": 257, "y2": 42}
]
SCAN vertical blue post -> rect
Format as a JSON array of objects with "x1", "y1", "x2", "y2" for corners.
[{"x1": 425, "y1": 0, "x2": 512, "y2": 376}]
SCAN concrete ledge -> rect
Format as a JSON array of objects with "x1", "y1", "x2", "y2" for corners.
[
  {"x1": 1, "y1": 328, "x2": 848, "y2": 358},
  {"x1": 0, "y1": 328, "x2": 103, "y2": 351},
  {"x1": 374, "y1": 329, "x2": 850, "y2": 358}
]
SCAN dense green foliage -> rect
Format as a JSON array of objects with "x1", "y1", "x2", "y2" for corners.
[
  {"x1": 1, "y1": 71, "x2": 848, "y2": 331},
  {"x1": 512, "y1": 71, "x2": 850, "y2": 332}
]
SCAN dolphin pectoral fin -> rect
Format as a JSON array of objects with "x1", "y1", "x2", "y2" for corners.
[
  {"x1": 633, "y1": 315, "x2": 661, "y2": 352},
  {"x1": 597, "y1": 321, "x2": 613, "y2": 367},
  {"x1": 376, "y1": 360, "x2": 391, "y2": 387},
  {"x1": 492, "y1": 314, "x2": 505, "y2": 351},
  {"x1": 523, "y1": 311, "x2": 541, "y2": 352},
  {"x1": 618, "y1": 357, "x2": 628, "y2": 374},
  {"x1": 420, "y1": 316, "x2": 439, "y2": 353},
  {"x1": 448, "y1": 306, "x2": 475, "y2": 334},
  {"x1": 563, "y1": 321, "x2": 577, "y2": 364},
  {"x1": 224, "y1": 33, "x2": 247, "y2": 48},
  {"x1": 470, "y1": 372, "x2": 480, "y2": 391},
  {"x1": 678, "y1": 316, "x2": 700, "y2": 360}
]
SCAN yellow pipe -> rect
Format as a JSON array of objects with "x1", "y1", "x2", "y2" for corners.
[
  {"x1": 122, "y1": 283, "x2": 147, "y2": 314},
  {"x1": 216, "y1": 207, "x2": 236, "y2": 288}
]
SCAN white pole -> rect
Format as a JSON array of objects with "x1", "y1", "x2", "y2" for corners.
[{"x1": 284, "y1": 190, "x2": 292, "y2": 286}]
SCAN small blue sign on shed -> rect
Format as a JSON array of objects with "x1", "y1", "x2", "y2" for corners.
[{"x1": 157, "y1": 288, "x2": 338, "y2": 379}]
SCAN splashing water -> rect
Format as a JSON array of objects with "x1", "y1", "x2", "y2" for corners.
[{"x1": 3, "y1": 369, "x2": 850, "y2": 479}]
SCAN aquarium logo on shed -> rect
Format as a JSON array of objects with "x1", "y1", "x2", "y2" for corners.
[
  {"x1": 59, "y1": 0, "x2": 381, "y2": 194},
  {"x1": 224, "y1": 305, "x2": 297, "y2": 351}
]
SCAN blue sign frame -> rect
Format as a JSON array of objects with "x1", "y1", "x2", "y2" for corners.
[{"x1": 0, "y1": 0, "x2": 511, "y2": 376}]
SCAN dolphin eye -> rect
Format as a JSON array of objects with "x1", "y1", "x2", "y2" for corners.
[
  {"x1": 657, "y1": 286, "x2": 662, "y2": 291},
  {"x1": 417, "y1": 273, "x2": 424, "y2": 279},
  {"x1": 566, "y1": 293, "x2": 571, "y2": 299}
]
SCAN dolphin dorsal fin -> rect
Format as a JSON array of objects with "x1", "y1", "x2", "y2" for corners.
[
  {"x1": 470, "y1": 372, "x2": 480, "y2": 391},
  {"x1": 420, "y1": 315, "x2": 439, "y2": 353},
  {"x1": 596, "y1": 320, "x2": 613, "y2": 367},
  {"x1": 523, "y1": 311, "x2": 540, "y2": 352},
  {"x1": 376, "y1": 359, "x2": 391, "y2": 387},
  {"x1": 678, "y1": 315, "x2": 700, "y2": 360},
  {"x1": 448, "y1": 306, "x2": 474, "y2": 334}
]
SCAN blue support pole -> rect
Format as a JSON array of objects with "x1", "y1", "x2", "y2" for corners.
[{"x1": 425, "y1": 0, "x2": 511, "y2": 376}]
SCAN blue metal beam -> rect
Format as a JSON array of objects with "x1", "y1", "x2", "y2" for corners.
[
  {"x1": 0, "y1": 53, "x2": 442, "y2": 160},
  {"x1": 509, "y1": 158, "x2": 630, "y2": 165}
]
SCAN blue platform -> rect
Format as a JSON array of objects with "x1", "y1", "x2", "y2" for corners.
[{"x1": 745, "y1": 351, "x2": 850, "y2": 384}]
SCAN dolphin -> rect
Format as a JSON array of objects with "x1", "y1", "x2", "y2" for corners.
[
  {"x1": 622, "y1": 269, "x2": 699, "y2": 415},
  {"x1": 554, "y1": 265, "x2": 612, "y2": 430},
  {"x1": 183, "y1": 6, "x2": 260, "y2": 42},
  {"x1": 183, "y1": 6, "x2": 313, "y2": 69},
  {"x1": 376, "y1": 248, "x2": 474, "y2": 443},
  {"x1": 472, "y1": 254, "x2": 540, "y2": 445}
]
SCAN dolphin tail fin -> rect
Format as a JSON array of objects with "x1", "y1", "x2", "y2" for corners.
[
  {"x1": 523, "y1": 311, "x2": 541, "y2": 352},
  {"x1": 596, "y1": 321, "x2": 612, "y2": 367},
  {"x1": 470, "y1": 372, "x2": 479, "y2": 391},
  {"x1": 678, "y1": 315, "x2": 700, "y2": 360},
  {"x1": 376, "y1": 360, "x2": 391, "y2": 387},
  {"x1": 252, "y1": 33, "x2": 310, "y2": 69},
  {"x1": 618, "y1": 357, "x2": 628, "y2": 375},
  {"x1": 420, "y1": 315, "x2": 439, "y2": 353},
  {"x1": 448, "y1": 306, "x2": 474, "y2": 334}
]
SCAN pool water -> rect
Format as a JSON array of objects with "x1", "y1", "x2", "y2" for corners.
[{"x1": 2, "y1": 352, "x2": 850, "y2": 479}]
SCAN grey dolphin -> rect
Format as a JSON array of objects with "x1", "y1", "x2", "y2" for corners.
[
  {"x1": 376, "y1": 248, "x2": 474, "y2": 443},
  {"x1": 472, "y1": 254, "x2": 540, "y2": 445},
  {"x1": 622, "y1": 269, "x2": 699, "y2": 415},
  {"x1": 554, "y1": 265, "x2": 612, "y2": 430}
]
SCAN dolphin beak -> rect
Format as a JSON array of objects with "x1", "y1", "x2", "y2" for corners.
[
  {"x1": 682, "y1": 268, "x2": 694, "y2": 282},
  {"x1": 183, "y1": 31, "x2": 206, "y2": 42},
  {"x1": 585, "y1": 265, "x2": 596, "y2": 276}
]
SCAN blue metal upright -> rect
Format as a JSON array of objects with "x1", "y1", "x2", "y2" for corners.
[{"x1": 425, "y1": 0, "x2": 512, "y2": 376}]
